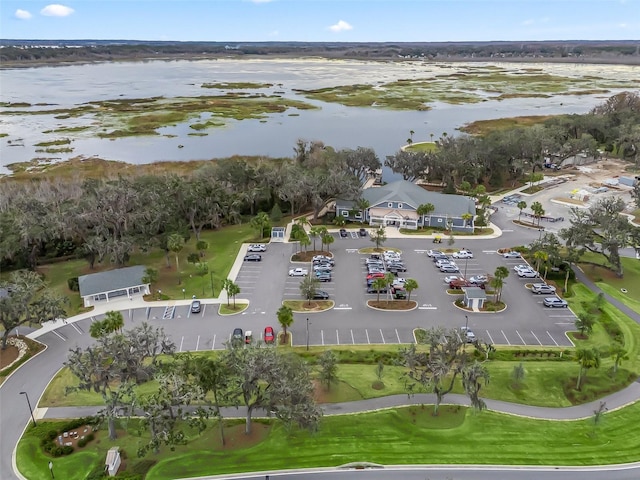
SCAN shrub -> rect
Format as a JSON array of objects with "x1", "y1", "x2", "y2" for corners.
[
  {"x1": 67, "y1": 277, "x2": 79, "y2": 291},
  {"x1": 86, "y1": 463, "x2": 107, "y2": 480}
]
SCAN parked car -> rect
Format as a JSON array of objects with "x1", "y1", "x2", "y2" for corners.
[
  {"x1": 313, "y1": 290, "x2": 330, "y2": 300},
  {"x1": 263, "y1": 326, "x2": 275, "y2": 344},
  {"x1": 514, "y1": 264, "x2": 532, "y2": 273},
  {"x1": 339, "y1": 228, "x2": 348, "y2": 238},
  {"x1": 444, "y1": 275, "x2": 463, "y2": 283},
  {"x1": 315, "y1": 271, "x2": 332, "y2": 280},
  {"x1": 313, "y1": 263, "x2": 333, "y2": 271},
  {"x1": 452, "y1": 250, "x2": 474, "y2": 259},
  {"x1": 532, "y1": 283, "x2": 557, "y2": 295},
  {"x1": 460, "y1": 326, "x2": 476, "y2": 343},
  {"x1": 313, "y1": 255, "x2": 333, "y2": 262},
  {"x1": 440, "y1": 264, "x2": 461, "y2": 273},
  {"x1": 244, "y1": 254, "x2": 262, "y2": 262},
  {"x1": 359, "y1": 228, "x2": 367, "y2": 237},
  {"x1": 433, "y1": 255, "x2": 452, "y2": 263},
  {"x1": 232, "y1": 328, "x2": 243, "y2": 346},
  {"x1": 469, "y1": 275, "x2": 488, "y2": 285},
  {"x1": 427, "y1": 249, "x2": 443, "y2": 257},
  {"x1": 367, "y1": 286, "x2": 388, "y2": 294},
  {"x1": 190, "y1": 300, "x2": 201, "y2": 314},
  {"x1": 365, "y1": 258, "x2": 384, "y2": 266},
  {"x1": 543, "y1": 296, "x2": 568, "y2": 308},
  {"x1": 435, "y1": 259, "x2": 456, "y2": 268},
  {"x1": 391, "y1": 286, "x2": 407, "y2": 299},
  {"x1": 502, "y1": 251, "x2": 522, "y2": 259},
  {"x1": 392, "y1": 278, "x2": 407, "y2": 286},
  {"x1": 289, "y1": 268, "x2": 308, "y2": 277},
  {"x1": 518, "y1": 269, "x2": 539, "y2": 278},
  {"x1": 366, "y1": 272, "x2": 386, "y2": 280},
  {"x1": 247, "y1": 244, "x2": 267, "y2": 252},
  {"x1": 388, "y1": 265, "x2": 408, "y2": 273},
  {"x1": 450, "y1": 279, "x2": 485, "y2": 290},
  {"x1": 315, "y1": 268, "x2": 333, "y2": 276}
]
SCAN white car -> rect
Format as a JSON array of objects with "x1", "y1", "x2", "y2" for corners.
[
  {"x1": 426, "y1": 249, "x2": 443, "y2": 257},
  {"x1": 469, "y1": 275, "x2": 488, "y2": 285},
  {"x1": 532, "y1": 283, "x2": 557, "y2": 294},
  {"x1": 444, "y1": 275, "x2": 463, "y2": 283},
  {"x1": 518, "y1": 269, "x2": 539, "y2": 278},
  {"x1": 247, "y1": 244, "x2": 267, "y2": 252},
  {"x1": 288, "y1": 268, "x2": 308, "y2": 277},
  {"x1": 514, "y1": 264, "x2": 532, "y2": 273},
  {"x1": 460, "y1": 326, "x2": 476, "y2": 343},
  {"x1": 435, "y1": 259, "x2": 457, "y2": 268},
  {"x1": 452, "y1": 250, "x2": 474, "y2": 259},
  {"x1": 313, "y1": 263, "x2": 333, "y2": 271},
  {"x1": 502, "y1": 251, "x2": 522, "y2": 259},
  {"x1": 392, "y1": 278, "x2": 407, "y2": 286},
  {"x1": 312, "y1": 255, "x2": 333, "y2": 262}
]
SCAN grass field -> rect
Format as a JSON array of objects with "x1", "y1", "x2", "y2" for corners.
[
  {"x1": 18, "y1": 400, "x2": 640, "y2": 480},
  {"x1": 579, "y1": 254, "x2": 640, "y2": 314}
]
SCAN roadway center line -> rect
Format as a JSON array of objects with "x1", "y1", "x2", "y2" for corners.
[
  {"x1": 501, "y1": 330, "x2": 510, "y2": 345},
  {"x1": 211, "y1": 334, "x2": 216, "y2": 350},
  {"x1": 365, "y1": 329, "x2": 370, "y2": 344},
  {"x1": 380, "y1": 328, "x2": 386, "y2": 344},
  {"x1": 516, "y1": 330, "x2": 526, "y2": 345},
  {"x1": 546, "y1": 331, "x2": 559, "y2": 347},
  {"x1": 485, "y1": 330, "x2": 495, "y2": 344},
  {"x1": 195, "y1": 335, "x2": 200, "y2": 351},
  {"x1": 179, "y1": 336, "x2": 184, "y2": 352},
  {"x1": 530, "y1": 330, "x2": 542, "y2": 346}
]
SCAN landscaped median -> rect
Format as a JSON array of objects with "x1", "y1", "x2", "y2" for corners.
[{"x1": 17, "y1": 401, "x2": 640, "y2": 480}]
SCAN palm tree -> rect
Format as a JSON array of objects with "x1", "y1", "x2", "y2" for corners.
[
  {"x1": 461, "y1": 212, "x2": 473, "y2": 228},
  {"x1": 167, "y1": 233, "x2": 185, "y2": 283},
  {"x1": 323, "y1": 234, "x2": 334, "y2": 252},
  {"x1": 104, "y1": 310, "x2": 124, "y2": 334},
  {"x1": 416, "y1": 203, "x2": 435, "y2": 228},
  {"x1": 533, "y1": 250, "x2": 548, "y2": 274},
  {"x1": 517, "y1": 200, "x2": 527, "y2": 222},
  {"x1": 493, "y1": 266, "x2": 509, "y2": 303},
  {"x1": 384, "y1": 272, "x2": 395, "y2": 302},
  {"x1": 404, "y1": 279, "x2": 418, "y2": 301},
  {"x1": 309, "y1": 227, "x2": 321, "y2": 251},
  {"x1": 371, "y1": 277, "x2": 387, "y2": 303},
  {"x1": 574, "y1": 313, "x2": 594, "y2": 337},
  {"x1": 530, "y1": 201, "x2": 545, "y2": 227},
  {"x1": 609, "y1": 342, "x2": 628, "y2": 377},
  {"x1": 277, "y1": 305, "x2": 294, "y2": 344},
  {"x1": 299, "y1": 235, "x2": 311, "y2": 252},
  {"x1": 575, "y1": 348, "x2": 600, "y2": 390}
]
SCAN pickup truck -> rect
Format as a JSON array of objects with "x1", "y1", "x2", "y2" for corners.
[
  {"x1": 450, "y1": 279, "x2": 485, "y2": 290},
  {"x1": 288, "y1": 268, "x2": 308, "y2": 277}
]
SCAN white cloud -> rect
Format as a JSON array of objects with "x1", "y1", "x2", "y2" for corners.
[
  {"x1": 250, "y1": 0, "x2": 274, "y2": 3},
  {"x1": 40, "y1": 4, "x2": 75, "y2": 17},
  {"x1": 15, "y1": 9, "x2": 32, "y2": 20},
  {"x1": 522, "y1": 19, "x2": 535, "y2": 25},
  {"x1": 329, "y1": 20, "x2": 353, "y2": 33}
]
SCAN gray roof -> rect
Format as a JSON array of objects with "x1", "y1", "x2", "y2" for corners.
[
  {"x1": 463, "y1": 287, "x2": 487, "y2": 299},
  {"x1": 79, "y1": 266, "x2": 147, "y2": 297},
  {"x1": 341, "y1": 180, "x2": 475, "y2": 216}
]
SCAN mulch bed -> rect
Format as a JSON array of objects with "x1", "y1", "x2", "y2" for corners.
[{"x1": 0, "y1": 345, "x2": 20, "y2": 370}]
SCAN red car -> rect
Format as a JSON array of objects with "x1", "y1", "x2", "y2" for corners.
[
  {"x1": 264, "y1": 326, "x2": 275, "y2": 344},
  {"x1": 366, "y1": 272, "x2": 385, "y2": 280}
]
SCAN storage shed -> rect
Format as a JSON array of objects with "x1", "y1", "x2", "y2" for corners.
[{"x1": 462, "y1": 287, "x2": 486, "y2": 310}]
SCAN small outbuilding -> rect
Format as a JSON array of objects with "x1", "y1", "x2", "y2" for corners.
[
  {"x1": 105, "y1": 446, "x2": 121, "y2": 477},
  {"x1": 78, "y1": 266, "x2": 150, "y2": 308},
  {"x1": 271, "y1": 226, "x2": 286, "y2": 242},
  {"x1": 462, "y1": 287, "x2": 487, "y2": 310}
]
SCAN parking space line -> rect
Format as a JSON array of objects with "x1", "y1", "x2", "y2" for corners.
[
  {"x1": 196, "y1": 335, "x2": 200, "y2": 351},
  {"x1": 486, "y1": 330, "x2": 495, "y2": 344},
  {"x1": 380, "y1": 328, "x2": 386, "y2": 344},
  {"x1": 530, "y1": 331, "x2": 542, "y2": 346},
  {"x1": 179, "y1": 336, "x2": 184, "y2": 352},
  {"x1": 321, "y1": 330, "x2": 325, "y2": 346},
  {"x1": 501, "y1": 330, "x2": 511, "y2": 345},
  {"x1": 70, "y1": 322, "x2": 83, "y2": 334},
  {"x1": 516, "y1": 330, "x2": 526, "y2": 345},
  {"x1": 51, "y1": 330, "x2": 66, "y2": 341},
  {"x1": 395, "y1": 329, "x2": 401, "y2": 344},
  {"x1": 365, "y1": 329, "x2": 370, "y2": 344},
  {"x1": 546, "y1": 331, "x2": 559, "y2": 346},
  {"x1": 351, "y1": 329, "x2": 355, "y2": 344},
  {"x1": 202, "y1": 305, "x2": 206, "y2": 316},
  {"x1": 212, "y1": 334, "x2": 216, "y2": 350}
]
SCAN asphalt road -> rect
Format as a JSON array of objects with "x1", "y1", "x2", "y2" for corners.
[{"x1": 2, "y1": 206, "x2": 640, "y2": 480}]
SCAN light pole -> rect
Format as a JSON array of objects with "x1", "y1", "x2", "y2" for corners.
[
  {"x1": 306, "y1": 318, "x2": 310, "y2": 351},
  {"x1": 210, "y1": 271, "x2": 215, "y2": 297},
  {"x1": 48, "y1": 461, "x2": 54, "y2": 479},
  {"x1": 465, "y1": 315, "x2": 469, "y2": 331},
  {"x1": 182, "y1": 288, "x2": 186, "y2": 299},
  {"x1": 19, "y1": 391, "x2": 36, "y2": 426},
  {"x1": 464, "y1": 256, "x2": 469, "y2": 280}
]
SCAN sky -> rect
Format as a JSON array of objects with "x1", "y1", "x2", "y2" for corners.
[{"x1": 1, "y1": 0, "x2": 639, "y2": 42}]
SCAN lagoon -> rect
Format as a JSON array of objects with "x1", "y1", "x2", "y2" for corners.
[{"x1": 1, "y1": 58, "x2": 638, "y2": 175}]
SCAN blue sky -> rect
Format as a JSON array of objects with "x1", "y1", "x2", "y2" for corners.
[{"x1": 1, "y1": 0, "x2": 639, "y2": 41}]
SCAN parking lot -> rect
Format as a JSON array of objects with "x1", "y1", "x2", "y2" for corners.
[{"x1": 44, "y1": 236, "x2": 575, "y2": 353}]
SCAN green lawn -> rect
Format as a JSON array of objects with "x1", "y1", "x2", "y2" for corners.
[
  {"x1": 578, "y1": 254, "x2": 640, "y2": 313},
  {"x1": 18, "y1": 401, "x2": 640, "y2": 480}
]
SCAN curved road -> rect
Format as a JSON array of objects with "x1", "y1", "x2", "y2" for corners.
[{"x1": 2, "y1": 206, "x2": 640, "y2": 480}]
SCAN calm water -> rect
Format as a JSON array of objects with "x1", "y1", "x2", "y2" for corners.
[{"x1": 1, "y1": 58, "x2": 638, "y2": 176}]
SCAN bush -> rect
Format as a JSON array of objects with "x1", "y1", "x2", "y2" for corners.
[
  {"x1": 86, "y1": 463, "x2": 107, "y2": 480},
  {"x1": 67, "y1": 277, "x2": 79, "y2": 291}
]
